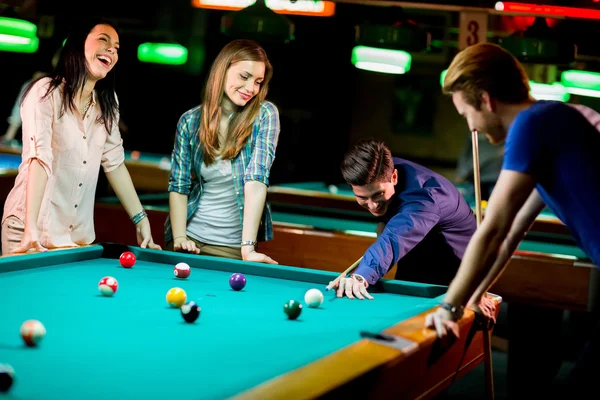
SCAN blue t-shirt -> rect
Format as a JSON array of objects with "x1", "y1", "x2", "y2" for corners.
[{"x1": 503, "y1": 101, "x2": 600, "y2": 266}]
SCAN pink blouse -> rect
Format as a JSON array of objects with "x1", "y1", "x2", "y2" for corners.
[{"x1": 2, "y1": 78, "x2": 125, "y2": 248}]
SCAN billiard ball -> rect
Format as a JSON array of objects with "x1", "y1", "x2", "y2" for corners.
[
  {"x1": 119, "y1": 251, "x2": 136, "y2": 268},
  {"x1": 283, "y1": 300, "x2": 302, "y2": 320},
  {"x1": 166, "y1": 287, "x2": 187, "y2": 308},
  {"x1": 328, "y1": 184, "x2": 339, "y2": 194},
  {"x1": 174, "y1": 262, "x2": 191, "y2": 279},
  {"x1": 304, "y1": 288, "x2": 324, "y2": 308},
  {"x1": 229, "y1": 273, "x2": 246, "y2": 291},
  {"x1": 181, "y1": 301, "x2": 201, "y2": 323},
  {"x1": 20, "y1": 320, "x2": 46, "y2": 347},
  {"x1": 0, "y1": 364, "x2": 14, "y2": 393},
  {"x1": 98, "y1": 276, "x2": 118, "y2": 296}
]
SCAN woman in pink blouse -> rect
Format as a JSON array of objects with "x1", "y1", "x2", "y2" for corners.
[{"x1": 1, "y1": 19, "x2": 161, "y2": 254}]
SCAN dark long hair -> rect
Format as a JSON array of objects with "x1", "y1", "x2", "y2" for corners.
[{"x1": 22, "y1": 18, "x2": 120, "y2": 133}]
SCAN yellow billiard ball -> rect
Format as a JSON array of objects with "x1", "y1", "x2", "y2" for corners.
[{"x1": 166, "y1": 287, "x2": 187, "y2": 308}]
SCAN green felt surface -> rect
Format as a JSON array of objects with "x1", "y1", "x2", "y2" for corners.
[{"x1": 0, "y1": 246, "x2": 445, "y2": 400}]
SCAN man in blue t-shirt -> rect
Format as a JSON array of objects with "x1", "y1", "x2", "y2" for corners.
[
  {"x1": 425, "y1": 43, "x2": 600, "y2": 396},
  {"x1": 329, "y1": 138, "x2": 476, "y2": 299}
]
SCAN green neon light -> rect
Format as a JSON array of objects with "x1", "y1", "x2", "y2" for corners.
[
  {"x1": 440, "y1": 69, "x2": 447, "y2": 87},
  {"x1": 138, "y1": 43, "x2": 188, "y2": 65},
  {"x1": 351, "y1": 46, "x2": 411, "y2": 75},
  {"x1": 561, "y1": 70, "x2": 600, "y2": 99},
  {"x1": 529, "y1": 81, "x2": 570, "y2": 102},
  {"x1": 0, "y1": 17, "x2": 37, "y2": 38},
  {"x1": 0, "y1": 34, "x2": 39, "y2": 53}
]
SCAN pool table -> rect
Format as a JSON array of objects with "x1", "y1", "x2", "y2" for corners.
[
  {"x1": 93, "y1": 195, "x2": 597, "y2": 312},
  {"x1": 267, "y1": 181, "x2": 573, "y2": 240},
  {"x1": 0, "y1": 144, "x2": 170, "y2": 194},
  {"x1": 0, "y1": 244, "x2": 500, "y2": 399}
]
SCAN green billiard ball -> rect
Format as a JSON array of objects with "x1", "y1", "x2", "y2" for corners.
[{"x1": 283, "y1": 300, "x2": 302, "y2": 320}]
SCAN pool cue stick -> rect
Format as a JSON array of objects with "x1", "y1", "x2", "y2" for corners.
[
  {"x1": 472, "y1": 129, "x2": 494, "y2": 400},
  {"x1": 325, "y1": 256, "x2": 364, "y2": 291},
  {"x1": 472, "y1": 130, "x2": 483, "y2": 227}
]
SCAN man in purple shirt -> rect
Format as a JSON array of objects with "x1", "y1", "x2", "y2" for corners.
[{"x1": 330, "y1": 139, "x2": 476, "y2": 299}]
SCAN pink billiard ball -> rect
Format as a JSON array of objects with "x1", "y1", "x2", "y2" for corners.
[
  {"x1": 120, "y1": 252, "x2": 136, "y2": 268},
  {"x1": 174, "y1": 262, "x2": 191, "y2": 279},
  {"x1": 98, "y1": 276, "x2": 118, "y2": 296}
]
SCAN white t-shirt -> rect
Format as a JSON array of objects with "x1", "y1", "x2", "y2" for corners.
[{"x1": 186, "y1": 157, "x2": 242, "y2": 247}]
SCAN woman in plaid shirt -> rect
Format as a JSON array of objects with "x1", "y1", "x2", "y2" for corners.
[{"x1": 165, "y1": 40, "x2": 280, "y2": 264}]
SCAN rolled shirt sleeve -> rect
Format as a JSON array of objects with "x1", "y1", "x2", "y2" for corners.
[
  {"x1": 168, "y1": 112, "x2": 194, "y2": 195},
  {"x1": 354, "y1": 191, "x2": 442, "y2": 285},
  {"x1": 101, "y1": 110, "x2": 125, "y2": 173},
  {"x1": 21, "y1": 78, "x2": 54, "y2": 177},
  {"x1": 244, "y1": 101, "x2": 280, "y2": 186}
]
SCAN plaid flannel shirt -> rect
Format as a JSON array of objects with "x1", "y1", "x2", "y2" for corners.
[{"x1": 164, "y1": 101, "x2": 280, "y2": 244}]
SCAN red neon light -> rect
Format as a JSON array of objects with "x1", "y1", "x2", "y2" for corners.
[{"x1": 496, "y1": 2, "x2": 600, "y2": 20}]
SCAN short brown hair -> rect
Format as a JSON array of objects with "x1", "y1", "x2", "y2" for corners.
[
  {"x1": 341, "y1": 139, "x2": 394, "y2": 186},
  {"x1": 443, "y1": 43, "x2": 530, "y2": 109}
]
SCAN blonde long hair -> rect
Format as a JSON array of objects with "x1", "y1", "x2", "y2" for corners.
[{"x1": 200, "y1": 40, "x2": 273, "y2": 165}]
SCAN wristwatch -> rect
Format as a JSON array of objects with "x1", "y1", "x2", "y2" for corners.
[{"x1": 440, "y1": 302, "x2": 465, "y2": 321}]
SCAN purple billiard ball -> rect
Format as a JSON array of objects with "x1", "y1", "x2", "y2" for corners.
[{"x1": 229, "y1": 273, "x2": 246, "y2": 291}]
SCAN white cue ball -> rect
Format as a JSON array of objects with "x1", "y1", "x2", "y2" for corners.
[
  {"x1": 328, "y1": 185, "x2": 339, "y2": 194},
  {"x1": 304, "y1": 288, "x2": 324, "y2": 308}
]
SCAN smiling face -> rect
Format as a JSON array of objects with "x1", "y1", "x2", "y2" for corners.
[
  {"x1": 222, "y1": 60, "x2": 265, "y2": 108},
  {"x1": 351, "y1": 170, "x2": 398, "y2": 217},
  {"x1": 452, "y1": 91, "x2": 506, "y2": 144},
  {"x1": 84, "y1": 24, "x2": 119, "y2": 81}
]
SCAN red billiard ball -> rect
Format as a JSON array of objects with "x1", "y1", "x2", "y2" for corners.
[
  {"x1": 120, "y1": 252, "x2": 136, "y2": 268},
  {"x1": 174, "y1": 262, "x2": 190, "y2": 279}
]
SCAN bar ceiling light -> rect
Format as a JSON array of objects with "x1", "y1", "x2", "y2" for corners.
[
  {"x1": 138, "y1": 43, "x2": 188, "y2": 65},
  {"x1": 495, "y1": 2, "x2": 600, "y2": 20},
  {"x1": 0, "y1": 17, "x2": 37, "y2": 38},
  {"x1": 0, "y1": 17, "x2": 39, "y2": 53},
  {"x1": 529, "y1": 81, "x2": 570, "y2": 102},
  {"x1": 351, "y1": 46, "x2": 411, "y2": 75},
  {"x1": 0, "y1": 34, "x2": 39, "y2": 53},
  {"x1": 191, "y1": 0, "x2": 335, "y2": 17},
  {"x1": 561, "y1": 70, "x2": 600, "y2": 98}
]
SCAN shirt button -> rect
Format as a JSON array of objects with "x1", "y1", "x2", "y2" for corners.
[
  {"x1": 236, "y1": 191, "x2": 239, "y2": 195},
  {"x1": 30, "y1": 137, "x2": 33, "y2": 140},
  {"x1": 74, "y1": 204, "x2": 78, "y2": 208},
  {"x1": 69, "y1": 225, "x2": 73, "y2": 230},
  {"x1": 239, "y1": 206, "x2": 243, "y2": 210},
  {"x1": 83, "y1": 161, "x2": 87, "y2": 164},
  {"x1": 79, "y1": 183, "x2": 83, "y2": 187},
  {"x1": 83, "y1": 136, "x2": 87, "y2": 139}
]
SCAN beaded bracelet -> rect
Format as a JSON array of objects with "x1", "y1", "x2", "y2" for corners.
[{"x1": 131, "y1": 209, "x2": 147, "y2": 225}]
